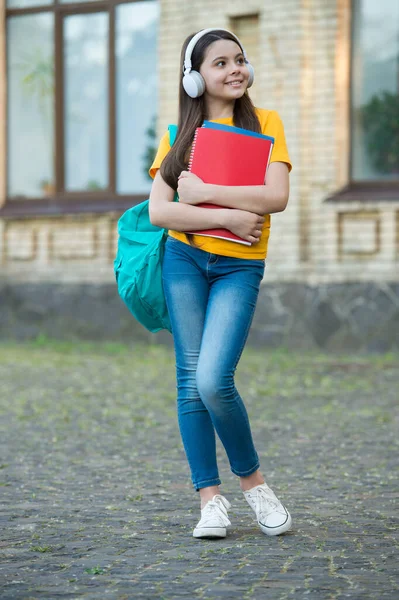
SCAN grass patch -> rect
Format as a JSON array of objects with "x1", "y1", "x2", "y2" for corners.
[
  {"x1": 84, "y1": 566, "x2": 106, "y2": 575},
  {"x1": 31, "y1": 545, "x2": 53, "y2": 553}
]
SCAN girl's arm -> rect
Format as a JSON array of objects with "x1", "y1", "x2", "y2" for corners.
[
  {"x1": 149, "y1": 171, "x2": 265, "y2": 244},
  {"x1": 178, "y1": 162, "x2": 290, "y2": 215}
]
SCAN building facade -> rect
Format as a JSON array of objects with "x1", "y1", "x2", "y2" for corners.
[{"x1": 0, "y1": 0, "x2": 398, "y2": 349}]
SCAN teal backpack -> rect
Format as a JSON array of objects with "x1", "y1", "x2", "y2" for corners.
[{"x1": 114, "y1": 125, "x2": 178, "y2": 333}]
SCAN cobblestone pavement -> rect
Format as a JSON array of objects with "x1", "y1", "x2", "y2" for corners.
[{"x1": 0, "y1": 341, "x2": 398, "y2": 599}]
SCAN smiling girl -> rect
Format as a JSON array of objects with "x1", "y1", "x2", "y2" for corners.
[{"x1": 149, "y1": 28, "x2": 292, "y2": 539}]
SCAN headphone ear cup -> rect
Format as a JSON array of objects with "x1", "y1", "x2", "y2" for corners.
[
  {"x1": 246, "y1": 62, "x2": 255, "y2": 88},
  {"x1": 182, "y1": 70, "x2": 206, "y2": 98}
]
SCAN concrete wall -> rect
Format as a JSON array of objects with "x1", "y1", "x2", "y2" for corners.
[{"x1": 1, "y1": 281, "x2": 398, "y2": 352}]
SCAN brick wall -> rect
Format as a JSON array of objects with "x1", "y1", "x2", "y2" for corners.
[
  {"x1": 157, "y1": 0, "x2": 399, "y2": 284},
  {"x1": 0, "y1": 0, "x2": 398, "y2": 349},
  {"x1": 1, "y1": 0, "x2": 398, "y2": 286},
  {"x1": 0, "y1": 214, "x2": 119, "y2": 283}
]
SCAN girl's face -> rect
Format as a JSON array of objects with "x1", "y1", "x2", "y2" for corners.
[{"x1": 199, "y1": 39, "x2": 250, "y2": 102}]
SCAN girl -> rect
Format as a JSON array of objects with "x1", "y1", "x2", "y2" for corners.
[{"x1": 149, "y1": 28, "x2": 292, "y2": 539}]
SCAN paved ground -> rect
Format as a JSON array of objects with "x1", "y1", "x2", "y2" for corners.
[{"x1": 0, "y1": 340, "x2": 398, "y2": 599}]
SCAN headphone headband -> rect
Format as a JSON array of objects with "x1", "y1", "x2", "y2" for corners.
[{"x1": 183, "y1": 28, "x2": 248, "y2": 74}]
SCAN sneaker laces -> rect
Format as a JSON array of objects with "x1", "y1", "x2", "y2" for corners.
[
  {"x1": 200, "y1": 495, "x2": 231, "y2": 527},
  {"x1": 252, "y1": 486, "x2": 280, "y2": 517}
]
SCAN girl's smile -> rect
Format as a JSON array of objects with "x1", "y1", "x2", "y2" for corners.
[{"x1": 226, "y1": 80, "x2": 244, "y2": 87}]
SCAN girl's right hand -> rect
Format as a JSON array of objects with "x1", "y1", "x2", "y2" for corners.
[{"x1": 224, "y1": 210, "x2": 265, "y2": 244}]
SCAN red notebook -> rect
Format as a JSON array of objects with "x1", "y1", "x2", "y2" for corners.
[{"x1": 184, "y1": 125, "x2": 274, "y2": 245}]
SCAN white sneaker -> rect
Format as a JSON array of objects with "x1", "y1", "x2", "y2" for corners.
[
  {"x1": 193, "y1": 495, "x2": 232, "y2": 539},
  {"x1": 243, "y1": 483, "x2": 292, "y2": 536}
]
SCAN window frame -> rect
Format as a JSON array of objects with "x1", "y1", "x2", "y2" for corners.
[
  {"x1": 349, "y1": 0, "x2": 399, "y2": 187},
  {"x1": 2, "y1": 0, "x2": 155, "y2": 216},
  {"x1": 329, "y1": 0, "x2": 399, "y2": 203}
]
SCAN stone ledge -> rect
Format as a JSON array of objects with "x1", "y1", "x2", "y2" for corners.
[
  {"x1": 1, "y1": 281, "x2": 398, "y2": 352},
  {"x1": 0, "y1": 196, "x2": 145, "y2": 219},
  {"x1": 325, "y1": 182, "x2": 399, "y2": 203}
]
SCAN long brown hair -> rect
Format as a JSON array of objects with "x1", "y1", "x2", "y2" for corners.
[{"x1": 160, "y1": 29, "x2": 261, "y2": 191}]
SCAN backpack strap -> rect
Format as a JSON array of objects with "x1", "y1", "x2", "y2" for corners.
[{"x1": 168, "y1": 124, "x2": 178, "y2": 146}]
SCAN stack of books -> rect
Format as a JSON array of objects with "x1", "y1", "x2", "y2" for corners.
[{"x1": 184, "y1": 121, "x2": 274, "y2": 245}]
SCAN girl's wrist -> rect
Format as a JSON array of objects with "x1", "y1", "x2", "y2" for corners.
[
  {"x1": 202, "y1": 183, "x2": 214, "y2": 203},
  {"x1": 217, "y1": 208, "x2": 230, "y2": 228}
]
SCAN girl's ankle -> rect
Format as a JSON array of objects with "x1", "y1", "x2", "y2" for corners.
[
  {"x1": 199, "y1": 486, "x2": 221, "y2": 508},
  {"x1": 239, "y1": 471, "x2": 265, "y2": 492}
]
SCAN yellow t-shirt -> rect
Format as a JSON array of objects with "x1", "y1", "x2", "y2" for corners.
[{"x1": 149, "y1": 108, "x2": 292, "y2": 260}]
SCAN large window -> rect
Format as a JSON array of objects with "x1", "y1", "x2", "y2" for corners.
[
  {"x1": 351, "y1": 0, "x2": 399, "y2": 182},
  {"x1": 6, "y1": 0, "x2": 159, "y2": 200}
]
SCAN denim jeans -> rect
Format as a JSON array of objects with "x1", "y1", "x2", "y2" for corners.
[{"x1": 162, "y1": 236, "x2": 265, "y2": 491}]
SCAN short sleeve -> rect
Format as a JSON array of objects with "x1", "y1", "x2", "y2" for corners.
[
  {"x1": 149, "y1": 130, "x2": 172, "y2": 180},
  {"x1": 262, "y1": 110, "x2": 292, "y2": 173}
]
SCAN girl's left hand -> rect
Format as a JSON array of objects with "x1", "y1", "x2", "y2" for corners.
[{"x1": 177, "y1": 171, "x2": 207, "y2": 205}]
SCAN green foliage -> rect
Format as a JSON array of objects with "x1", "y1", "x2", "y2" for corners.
[
  {"x1": 33, "y1": 333, "x2": 51, "y2": 347},
  {"x1": 20, "y1": 49, "x2": 54, "y2": 114},
  {"x1": 361, "y1": 91, "x2": 399, "y2": 174},
  {"x1": 86, "y1": 180, "x2": 103, "y2": 191},
  {"x1": 84, "y1": 566, "x2": 105, "y2": 575},
  {"x1": 19, "y1": 49, "x2": 54, "y2": 192}
]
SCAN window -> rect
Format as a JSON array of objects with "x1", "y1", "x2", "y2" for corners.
[
  {"x1": 6, "y1": 0, "x2": 159, "y2": 201},
  {"x1": 351, "y1": 0, "x2": 399, "y2": 182}
]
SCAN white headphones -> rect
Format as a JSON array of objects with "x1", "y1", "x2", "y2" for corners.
[{"x1": 182, "y1": 28, "x2": 255, "y2": 99}]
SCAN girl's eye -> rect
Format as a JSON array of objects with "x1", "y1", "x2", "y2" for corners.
[{"x1": 215, "y1": 57, "x2": 244, "y2": 67}]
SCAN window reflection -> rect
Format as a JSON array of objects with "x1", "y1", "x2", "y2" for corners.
[
  {"x1": 7, "y1": 14, "x2": 54, "y2": 198},
  {"x1": 116, "y1": 1, "x2": 159, "y2": 194},
  {"x1": 351, "y1": 0, "x2": 399, "y2": 180},
  {"x1": 7, "y1": 0, "x2": 51, "y2": 8},
  {"x1": 64, "y1": 13, "x2": 108, "y2": 191},
  {"x1": 6, "y1": 1, "x2": 160, "y2": 198}
]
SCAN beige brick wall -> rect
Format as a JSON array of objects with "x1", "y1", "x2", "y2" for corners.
[
  {"x1": 1, "y1": 0, "x2": 398, "y2": 285},
  {"x1": 158, "y1": 0, "x2": 305, "y2": 281},
  {"x1": 0, "y1": 214, "x2": 120, "y2": 283},
  {"x1": 156, "y1": 0, "x2": 398, "y2": 283}
]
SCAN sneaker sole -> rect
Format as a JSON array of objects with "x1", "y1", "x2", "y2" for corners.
[
  {"x1": 258, "y1": 510, "x2": 292, "y2": 536},
  {"x1": 193, "y1": 527, "x2": 227, "y2": 539}
]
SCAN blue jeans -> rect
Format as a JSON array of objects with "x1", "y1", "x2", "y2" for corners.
[{"x1": 162, "y1": 236, "x2": 265, "y2": 491}]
